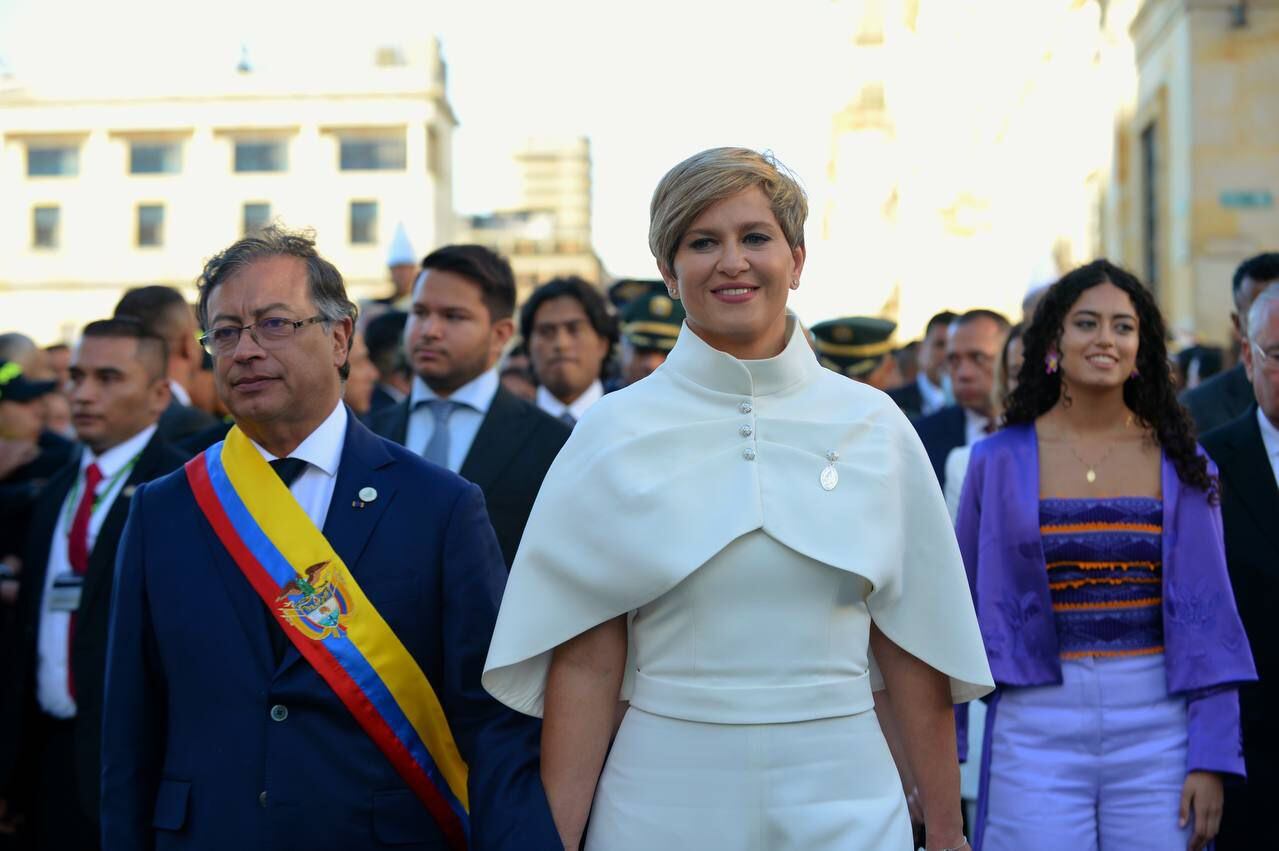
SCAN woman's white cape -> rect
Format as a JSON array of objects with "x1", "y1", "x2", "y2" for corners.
[{"x1": 482, "y1": 319, "x2": 994, "y2": 717}]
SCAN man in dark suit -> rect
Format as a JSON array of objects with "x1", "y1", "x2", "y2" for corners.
[
  {"x1": 371, "y1": 245, "x2": 570, "y2": 568},
  {"x1": 1183, "y1": 253, "x2": 1279, "y2": 435},
  {"x1": 0, "y1": 319, "x2": 186, "y2": 850},
  {"x1": 912, "y1": 309, "x2": 1010, "y2": 489},
  {"x1": 115, "y1": 284, "x2": 219, "y2": 442},
  {"x1": 1201, "y1": 288, "x2": 1279, "y2": 848},
  {"x1": 101, "y1": 227, "x2": 557, "y2": 850},
  {"x1": 887, "y1": 310, "x2": 956, "y2": 419}
]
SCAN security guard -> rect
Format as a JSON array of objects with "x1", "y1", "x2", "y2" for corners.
[
  {"x1": 618, "y1": 285, "x2": 687, "y2": 386},
  {"x1": 809, "y1": 317, "x2": 901, "y2": 390}
]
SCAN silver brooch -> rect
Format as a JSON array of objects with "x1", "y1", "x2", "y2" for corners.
[{"x1": 820, "y1": 450, "x2": 839, "y2": 491}]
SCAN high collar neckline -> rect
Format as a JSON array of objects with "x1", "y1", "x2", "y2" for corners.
[{"x1": 662, "y1": 313, "x2": 820, "y2": 397}]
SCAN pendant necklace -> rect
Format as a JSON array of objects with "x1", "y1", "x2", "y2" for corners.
[{"x1": 1065, "y1": 442, "x2": 1115, "y2": 484}]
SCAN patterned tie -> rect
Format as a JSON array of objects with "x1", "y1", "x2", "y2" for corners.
[
  {"x1": 66, "y1": 462, "x2": 102, "y2": 701},
  {"x1": 266, "y1": 457, "x2": 307, "y2": 664},
  {"x1": 420, "y1": 399, "x2": 459, "y2": 468}
]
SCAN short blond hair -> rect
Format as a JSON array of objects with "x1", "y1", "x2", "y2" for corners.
[{"x1": 648, "y1": 147, "x2": 808, "y2": 273}]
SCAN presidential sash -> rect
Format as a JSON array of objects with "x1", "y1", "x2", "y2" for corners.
[{"x1": 185, "y1": 428, "x2": 469, "y2": 849}]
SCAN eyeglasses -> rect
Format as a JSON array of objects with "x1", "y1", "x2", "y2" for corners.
[
  {"x1": 1251, "y1": 341, "x2": 1279, "y2": 372},
  {"x1": 199, "y1": 315, "x2": 327, "y2": 356}
]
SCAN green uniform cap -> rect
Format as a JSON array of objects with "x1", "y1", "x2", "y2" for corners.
[
  {"x1": 809, "y1": 317, "x2": 897, "y2": 378},
  {"x1": 621, "y1": 289, "x2": 686, "y2": 352}
]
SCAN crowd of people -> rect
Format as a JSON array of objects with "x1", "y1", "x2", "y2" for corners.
[{"x1": 0, "y1": 145, "x2": 1273, "y2": 851}]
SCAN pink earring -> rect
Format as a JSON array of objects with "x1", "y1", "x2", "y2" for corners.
[
  {"x1": 1045, "y1": 352, "x2": 1059, "y2": 374},
  {"x1": 1129, "y1": 368, "x2": 1139, "y2": 380}
]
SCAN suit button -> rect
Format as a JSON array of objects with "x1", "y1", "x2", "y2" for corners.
[
  {"x1": 259, "y1": 791, "x2": 268, "y2": 808},
  {"x1": 270, "y1": 704, "x2": 288, "y2": 722}
]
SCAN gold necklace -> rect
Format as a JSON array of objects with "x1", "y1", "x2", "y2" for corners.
[{"x1": 1063, "y1": 441, "x2": 1116, "y2": 484}]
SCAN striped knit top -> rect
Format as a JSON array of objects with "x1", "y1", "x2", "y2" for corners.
[{"x1": 1039, "y1": 497, "x2": 1164, "y2": 660}]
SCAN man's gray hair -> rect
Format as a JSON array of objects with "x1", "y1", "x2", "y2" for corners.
[
  {"x1": 1245, "y1": 283, "x2": 1279, "y2": 341},
  {"x1": 196, "y1": 225, "x2": 358, "y2": 379}
]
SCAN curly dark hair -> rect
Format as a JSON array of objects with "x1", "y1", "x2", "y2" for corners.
[{"x1": 1005, "y1": 259, "x2": 1215, "y2": 498}]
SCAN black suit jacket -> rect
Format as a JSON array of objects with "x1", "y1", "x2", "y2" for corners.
[
  {"x1": 1182, "y1": 363, "x2": 1254, "y2": 436},
  {"x1": 886, "y1": 380, "x2": 924, "y2": 421},
  {"x1": 0, "y1": 430, "x2": 188, "y2": 820},
  {"x1": 157, "y1": 398, "x2": 218, "y2": 444},
  {"x1": 370, "y1": 386, "x2": 571, "y2": 567},
  {"x1": 1201, "y1": 408, "x2": 1279, "y2": 844},
  {"x1": 912, "y1": 404, "x2": 968, "y2": 489}
]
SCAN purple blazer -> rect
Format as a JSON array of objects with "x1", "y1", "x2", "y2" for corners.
[{"x1": 955, "y1": 423, "x2": 1257, "y2": 776}]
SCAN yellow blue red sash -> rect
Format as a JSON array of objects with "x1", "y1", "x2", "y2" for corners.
[{"x1": 185, "y1": 428, "x2": 469, "y2": 849}]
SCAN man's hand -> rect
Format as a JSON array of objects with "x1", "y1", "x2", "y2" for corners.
[{"x1": 1180, "y1": 770, "x2": 1224, "y2": 851}]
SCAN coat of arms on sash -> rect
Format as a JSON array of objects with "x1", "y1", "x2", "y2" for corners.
[{"x1": 276, "y1": 560, "x2": 354, "y2": 640}]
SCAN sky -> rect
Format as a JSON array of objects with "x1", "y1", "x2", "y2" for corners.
[{"x1": 0, "y1": 0, "x2": 842, "y2": 276}]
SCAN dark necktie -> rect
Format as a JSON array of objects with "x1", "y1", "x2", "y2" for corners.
[
  {"x1": 558, "y1": 411, "x2": 577, "y2": 428},
  {"x1": 265, "y1": 457, "x2": 307, "y2": 663}
]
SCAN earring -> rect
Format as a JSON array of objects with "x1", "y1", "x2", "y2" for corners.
[
  {"x1": 1128, "y1": 368, "x2": 1139, "y2": 380},
  {"x1": 1045, "y1": 351, "x2": 1060, "y2": 374},
  {"x1": 668, "y1": 288, "x2": 680, "y2": 300},
  {"x1": 790, "y1": 279, "x2": 800, "y2": 290}
]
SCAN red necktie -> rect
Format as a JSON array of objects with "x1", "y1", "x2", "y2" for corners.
[{"x1": 66, "y1": 462, "x2": 102, "y2": 701}]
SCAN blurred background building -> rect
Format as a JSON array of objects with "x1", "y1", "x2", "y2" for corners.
[
  {"x1": 1102, "y1": 0, "x2": 1279, "y2": 346},
  {"x1": 457, "y1": 136, "x2": 603, "y2": 302},
  {"x1": 0, "y1": 38, "x2": 456, "y2": 342}
]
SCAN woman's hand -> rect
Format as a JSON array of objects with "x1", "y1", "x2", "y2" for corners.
[{"x1": 1179, "y1": 770, "x2": 1223, "y2": 851}]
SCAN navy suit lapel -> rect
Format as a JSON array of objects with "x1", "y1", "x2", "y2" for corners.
[
  {"x1": 277, "y1": 412, "x2": 397, "y2": 675},
  {"x1": 1219, "y1": 411, "x2": 1279, "y2": 561},
  {"x1": 459, "y1": 387, "x2": 531, "y2": 492}
]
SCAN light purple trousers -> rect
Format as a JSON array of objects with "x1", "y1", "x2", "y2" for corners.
[{"x1": 977, "y1": 654, "x2": 1195, "y2": 851}]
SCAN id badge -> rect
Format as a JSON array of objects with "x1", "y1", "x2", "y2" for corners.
[{"x1": 47, "y1": 574, "x2": 84, "y2": 613}]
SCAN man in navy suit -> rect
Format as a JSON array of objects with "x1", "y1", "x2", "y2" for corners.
[
  {"x1": 101, "y1": 227, "x2": 558, "y2": 850},
  {"x1": 912, "y1": 309, "x2": 1009, "y2": 490},
  {"x1": 370, "y1": 245, "x2": 569, "y2": 569}
]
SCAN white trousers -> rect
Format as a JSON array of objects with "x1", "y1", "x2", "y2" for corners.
[
  {"x1": 587, "y1": 706, "x2": 914, "y2": 850},
  {"x1": 979, "y1": 654, "x2": 1193, "y2": 851}
]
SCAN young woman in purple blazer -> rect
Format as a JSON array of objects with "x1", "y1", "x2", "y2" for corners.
[{"x1": 955, "y1": 259, "x2": 1256, "y2": 851}]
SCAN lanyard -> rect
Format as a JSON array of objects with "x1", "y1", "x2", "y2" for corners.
[{"x1": 63, "y1": 453, "x2": 142, "y2": 531}]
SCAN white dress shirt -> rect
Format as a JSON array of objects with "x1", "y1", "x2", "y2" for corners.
[
  {"x1": 248, "y1": 402, "x2": 347, "y2": 530},
  {"x1": 1257, "y1": 406, "x2": 1279, "y2": 491},
  {"x1": 917, "y1": 373, "x2": 947, "y2": 417},
  {"x1": 963, "y1": 407, "x2": 992, "y2": 447},
  {"x1": 37, "y1": 423, "x2": 157, "y2": 719},
  {"x1": 405, "y1": 370, "x2": 498, "y2": 473},
  {"x1": 536, "y1": 379, "x2": 604, "y2": 424},
  {"x1": 168, "y1": 379, "x2": 192, "y2": 407}
]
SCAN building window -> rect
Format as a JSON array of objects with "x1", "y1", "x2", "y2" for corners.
[
  {"x1": 1140, "y1": 121, "x2": 1159, "y2": 295},
  {"x1": 130, "y1": 142, "x2": 182, "y2": 175},
  {"x1": 32, "y1": 205, "x2": 60, "y2": 248},
  {"x1": 137, "y1": 204, "x2": 165, "y2": 247},
  {"x1": 243, "y1": 202, "x2": 271, "y2": 235},
  {"x1": 349, "y1": 201, "x2": 377, "y2": 244},
  {"x1": 339, "y1": 133, "x2": 406, "y2": 170},
  {"x1": 235, "y1": 140, "x2": 288, "y2": 172},
  {"x1": 27, "y1": 145, "x2": 79, "y2": 177}
]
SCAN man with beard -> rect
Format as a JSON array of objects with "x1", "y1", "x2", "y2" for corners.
[{"x1": 370, "y1": 245, "x2": 569, "y2": 567}]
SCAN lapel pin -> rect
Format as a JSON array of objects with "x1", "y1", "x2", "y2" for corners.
[{"x1": 358, "y1": 487, "x2": 377, "y2": 503}]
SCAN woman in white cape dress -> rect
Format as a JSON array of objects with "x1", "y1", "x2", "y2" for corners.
[{"x1": 483, "y1": 147, "x2": 993, "y2": 851}]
